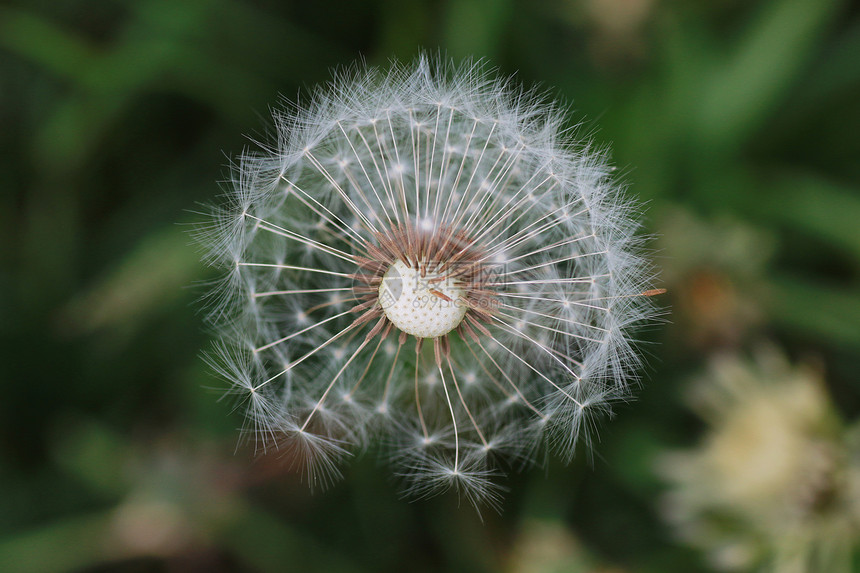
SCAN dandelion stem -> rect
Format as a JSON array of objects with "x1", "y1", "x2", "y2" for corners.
[
  {"x1": 254, "y1": 308, "x2": 355, "y2": 353},
  {"x1": 237, "y1": 262, "x2": 355, "y2": 279},
  {"x1": 280, "y1": 175, "x2": 368, "y2": 246},
  {"x1": 304, "y1": 149, "x2": 380, "y2": 234},
  {"x1": 480, "y1": 326, "x2": 583, "y2": 407},
  {"x1": 414, "y1": 339, "x2": 429, "y2": 440},
  {"x1": 446, "y1": 352, "x2": 488, "y2": 448},
  {"x1": 254, "y1": 320, "x2": 361, "y2": 391},
  {"x1": 467, "y1": 335, "x2": 547, "y2": 420},
  {"x1": 435, "y1": 338, "x2": 460, "y2": 471},
  {"x1": 380, "y1": 334, "x2": 404, "y2": 407},
  {"x1": 253, "y1": 287, "x2": 354, "y2": 298},
  {"x1": 300, "y1": 334, "x2": 375, "y2": 432},
  {"x1": 447, "y1": 120, "x2": 496, "y2": 231},
  {"x1": 347, "y1": 327, "x2": 388, "y2": 397},
  {"x1": 250, "y1": 216, "x2": 356, "y2": 262},
  {"x1": 495, "y1": 309, "x2": 608, "y2": 343},
  {"x1": 491, "y1": 315, "x2": 587, "y2": 380}
]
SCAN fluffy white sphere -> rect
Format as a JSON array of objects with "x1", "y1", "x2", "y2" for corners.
[{"x1": 199, "y1": 54, "x2": 659, "y2": 508}]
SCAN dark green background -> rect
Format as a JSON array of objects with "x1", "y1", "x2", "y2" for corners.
[{"x1": 2, "y1": 0, "x2": 859, "y2": 571}]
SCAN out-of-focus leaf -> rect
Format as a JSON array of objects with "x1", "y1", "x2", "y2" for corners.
[
  {"x1": 767, "y1": 275, "x2": 860, "y2": 349},
  {"x1": 695, "y1": 0, "x2": 842, "y2": 154},
  {"x1": 609, "y1": 427, "x2": 666, "y2": 496},
  {"x1": 376, "y1": 0, "x2": 433, "y2": 59},
  {"x1": 0, "y1": 6, "x2": 97, "y2": 83},
  {"x1": 765, "y1": 175, "x2": 860, "y2": 263},
  {"x1": 443, "y1": 0, "x2": 513, "y2": 60},
  {"x1": 50, "y1": 417, "x2": 129, "y2": 496},
  {"x1": 59, "y1": 226, "x2": 204, "y2": 335},
  {"x1": 0, "y1": 512, "x2": 110, "y2": 573},
  {"x1": 775, "y1": 178, "x2": 860, "y2": 263},
  {"x1": 221, "y1": 504, "x2": 362, "y2": 573},
  {"x1": 780, "y1": 19, "x2": 860, "y2": 116}
]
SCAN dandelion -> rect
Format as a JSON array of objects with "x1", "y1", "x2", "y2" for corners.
[
  {"x1": 199, "y1": 55, "x2": 658, "y2": 508},
  {"x1": 658, "y1": 349, "x2": 860, "y2": 571}
]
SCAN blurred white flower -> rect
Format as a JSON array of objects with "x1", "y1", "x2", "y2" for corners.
[
  {"x1": 658, "y1": 349, "x2": 860, "y2": 571},
  {"x1": 199, "y1": 55, "x2": 658, "y2": 507},
  {"x1": 506, "y1": 517, "x2": 625, "y2": 573}
]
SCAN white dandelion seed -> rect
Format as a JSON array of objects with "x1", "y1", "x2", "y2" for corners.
[{"x1": 198, "y1": 55, "x2": 660, "y2": 509}]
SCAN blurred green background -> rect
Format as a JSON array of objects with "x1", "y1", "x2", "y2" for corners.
[{"x1": 2, "y1": 0, "x2": 859, "y2": 571}]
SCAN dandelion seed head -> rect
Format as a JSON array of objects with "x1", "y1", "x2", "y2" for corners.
[{"x1": 198, "y1": 54, "x2": 659, "y2": 507}]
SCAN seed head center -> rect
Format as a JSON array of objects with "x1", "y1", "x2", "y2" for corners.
[{"x1": 378, "y1": 259, "x2": 467, "y2": 339}]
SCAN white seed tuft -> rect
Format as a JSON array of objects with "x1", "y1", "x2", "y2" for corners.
[{"x1": 198, "y1": 54, "x2": 660, "y2": 508}]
